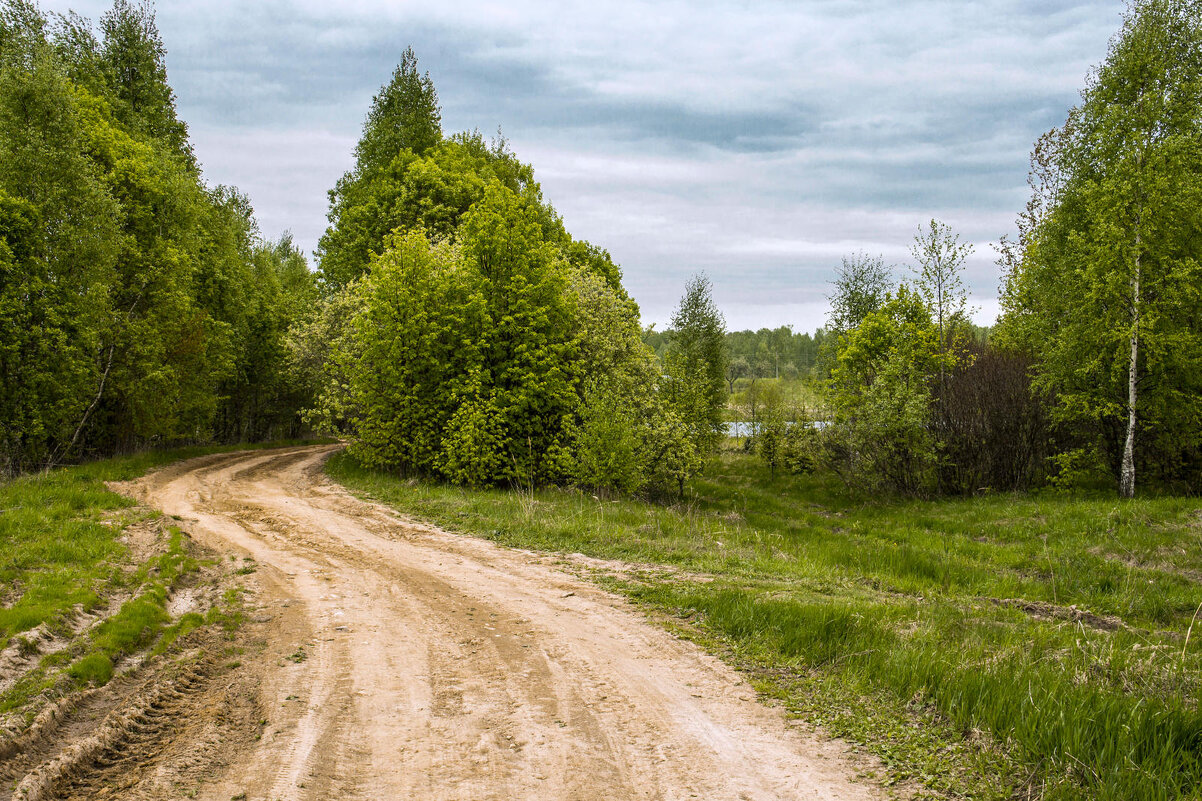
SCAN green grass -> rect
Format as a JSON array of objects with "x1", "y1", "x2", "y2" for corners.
[
  {"x1": 327, "y1": 450, "x2": 1202, "y2": 801},
  {"x1": 0, "y1": 439, "x2": 321, "y2": 650}
]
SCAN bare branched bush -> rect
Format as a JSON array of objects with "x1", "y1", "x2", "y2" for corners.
[{"x1": 933, "y1": 346, "x2": 1049, "y2": 493}]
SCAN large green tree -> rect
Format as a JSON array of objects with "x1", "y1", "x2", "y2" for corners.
[
  {"x1": 997, "y1": 0, "x2": 1202, "y2": 495},
  {"x1": 339, "y1": 184, "x2": 685, "y2": 493},
  {"x1": 317, "y1": 47, "x2": 446, "y2": 288}
]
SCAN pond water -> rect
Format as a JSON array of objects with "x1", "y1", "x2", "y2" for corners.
[{"x1": 724, "y1": 420, "x2": 827, "y2": 437}]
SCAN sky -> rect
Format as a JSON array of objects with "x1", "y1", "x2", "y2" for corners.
[{"x1": 44, "y1": 0, "x2": 1126, "y2": 331}]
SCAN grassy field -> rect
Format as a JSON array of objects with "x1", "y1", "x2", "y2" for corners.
[
  {"x1": 327, "y1": 450, "x2": 1202, "y2": 800},
  {"x1": 0, "y1": 440, "x2": 317, "y2": 716}
]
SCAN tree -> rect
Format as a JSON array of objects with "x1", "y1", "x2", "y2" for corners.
[
  {"x1": 827, "y1": 252, "x2": 893, "y2": 337},
  {"x1": 826, "y1": 285, "x2": 951, "y2": 495},
  {"x1": 0, "y1": 11, "x2": 120, "y2": 472},
  {"x1": 98, "y1": 0, "x2": 193, "y2": 165},
  {"x1": 214, "y1": 233, "x2": 317, "y2": 442},
  {"x1": 725, "y1": 356, "x2": 749, "y2": 394},
  {"x1": 756, "y1": 383, "x2": 787, "y2": 476},
  {"x1": 343, "y1": 187, "x2": 581, "y2": 486},
  {"x1": 316, "y1": 47, "x2": 444, "y2": 288},
  {"x1": 286, "y1": 277, "x2": 367, "y2": 436},
  {"x1": 997, "y1": 0, "x2": 1202, "y2": 496},
  {"x1": 664, "y1": 273, "x2": 728, "y2": 465},
  {"x1": 909, "y1": 219, "x2": 973, "y2": 374},
  {"x1": 353, "y1": 46, "x2": 441, "y2": 175}
]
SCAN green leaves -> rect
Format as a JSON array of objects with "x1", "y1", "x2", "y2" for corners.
[
  {"x1": 317, "y1": 116, "x2": 687, "y2": 495},
  {"x1": 664, "y1": 273, "x2": 729, "y2": 461},
  {"x1": 826, "y1": 285, "x2": 945, "y2": 495},
  {"x1": 0, "y1": 0, "x2": 316, "y2": 473},
  {"x1": 354, "y1": 45, "x2": 441, "y2": 174},
  {"x1": 997, "y1": 0, "x2": 1202, "y2": 492}
]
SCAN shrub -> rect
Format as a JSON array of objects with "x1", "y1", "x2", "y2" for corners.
[{"x1": 932, "y1": 345, "x2": 1050, "y2": 493}]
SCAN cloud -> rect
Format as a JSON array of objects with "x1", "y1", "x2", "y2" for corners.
[{"x1": 39, "y1": 0, "x2": 1126, "y2": 331}]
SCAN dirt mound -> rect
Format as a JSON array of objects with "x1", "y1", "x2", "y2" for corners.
[{"x1": 993, "y1": 597, "x2": 1128, "y2": 632}]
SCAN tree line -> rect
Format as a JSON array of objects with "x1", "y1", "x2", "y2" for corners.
[
  {"x1": 0, "y1": 0, "x2": 316, "y2": 477},
  {"x1": 3, "y1": 0, "x2": 1197, "y2": 503},
  {"x1": 0, "y1": 1, "x2": 733, "y2": 496},
  {"x1": 0, "y1": 0, "x2": 732, "y2": 496},
  {"x1": 645, "y1": 326, "x2": 828, "y2": 388}
]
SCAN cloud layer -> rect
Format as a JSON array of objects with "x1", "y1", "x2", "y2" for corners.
[{"x1": 43, "y1": 0, "x2": 1124, "y2": 330}]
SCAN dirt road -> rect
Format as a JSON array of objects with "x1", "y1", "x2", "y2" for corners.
[{"x1": 117, "y1": 444, "x2": 886, "y2": 800}]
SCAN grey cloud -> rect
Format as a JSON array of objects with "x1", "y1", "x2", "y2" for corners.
[{"x1": 39, "y1": 0, "x2": 1126, "y2": 332}]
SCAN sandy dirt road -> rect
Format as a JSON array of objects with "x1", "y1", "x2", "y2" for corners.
[{"x1": 119, "y1": 444, "x2": 887, "y2": 801}]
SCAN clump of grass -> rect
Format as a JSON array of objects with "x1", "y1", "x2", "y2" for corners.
[
  {"x1": 64, "y1": 528, "x2": 198, "y2": 686},
  {"x1": 2, "y1": 528, "x2": 202, "y2": 708},
  {"x1": 327, "y1": 449, "x2": 1202, "y2": 800}
]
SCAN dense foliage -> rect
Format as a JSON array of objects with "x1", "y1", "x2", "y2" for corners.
[
  {"x1": 307, "y1": 54, "x2": 710, "y2": 496},
  {"x1": 0, "y1": 0, "x2": 315, "y2": 476},
  {"x1": 736, "y1": 224, "x2": 1044, "y2": 496},
  {"x1": 997, "y1": 0, "x2": 1202, "y2": 495}
]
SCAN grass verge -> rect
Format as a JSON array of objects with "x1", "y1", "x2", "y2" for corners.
[{"x1": 326, "y1": 449, "x2": 1202, "y2": 801}]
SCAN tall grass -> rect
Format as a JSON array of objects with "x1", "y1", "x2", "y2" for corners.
[{"x1": 327, "y1": 450, "x2": 1202, "y2": 800}]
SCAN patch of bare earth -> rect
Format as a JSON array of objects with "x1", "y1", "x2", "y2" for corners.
[{"x1": 991, "y1": 597, "x2": 1130, "y2": 632}]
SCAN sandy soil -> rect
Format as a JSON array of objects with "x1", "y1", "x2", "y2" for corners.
[{"x1": 105, "y1": 444, "x2": 892, "y2": 801}]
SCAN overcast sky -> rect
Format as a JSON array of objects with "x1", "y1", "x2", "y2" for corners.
[{"x1": 44, "y1": 0, "x2": 1125, "y2": 331}]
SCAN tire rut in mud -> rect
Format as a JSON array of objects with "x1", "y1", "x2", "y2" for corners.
[
  {"x1": 0, "y1": 505, "x2": 269, "y2": 801},
  {"x1": 1, "y1": 627, "x2": 266, "y2": 801}
]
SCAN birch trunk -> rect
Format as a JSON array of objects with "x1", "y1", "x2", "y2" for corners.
[{"x1": 1119, "y1": 250, "x2": 1139, "y2": 499}]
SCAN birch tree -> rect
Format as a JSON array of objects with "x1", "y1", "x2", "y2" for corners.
[{"x1": 997, "y1": 0, "x2": 1202, "y2": 496}]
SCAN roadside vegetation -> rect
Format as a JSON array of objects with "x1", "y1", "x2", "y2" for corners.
[
  {"x1": 295, "y1": 48, "x2": 729, "y2": 497},
  {"x1": 3, "y1": 0, "x2": 1201, "y2": 797},
  {"x1": 329, "y1": 448, "x2": 1202, "y2": 800}
]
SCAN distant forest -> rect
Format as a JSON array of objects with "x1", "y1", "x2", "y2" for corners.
[{"x1": 644, "y1": 324, "x2": 989, "y2": 384}]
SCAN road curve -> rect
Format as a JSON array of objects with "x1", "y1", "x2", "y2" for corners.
[{"x1": 128, "y1": 444, "x2": 885, "y2": 801}]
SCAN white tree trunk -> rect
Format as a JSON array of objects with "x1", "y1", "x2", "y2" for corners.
[{"x1": 1119, "y1": 255, "x2": 1139, "y2": 499}]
